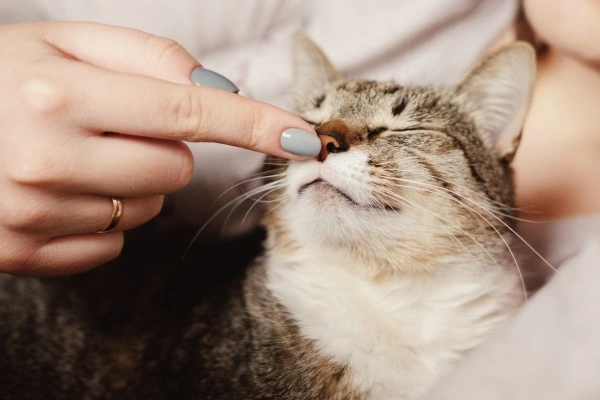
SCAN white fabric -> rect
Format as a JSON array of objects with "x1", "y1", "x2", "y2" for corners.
[
  {"x1": 518, "y1": 214, "x2": 600, "y2": 272},
  {"x1": 424, "y1": 232, "x2": 600, "y2": 400},
  {"x1": 422, "y1": 215, "x2": 600, "y2": 399}
]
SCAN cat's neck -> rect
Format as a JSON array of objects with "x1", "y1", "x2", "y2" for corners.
[
  {"x1": 513, "y1": 48, "x2": 600, "y2": 220},
  {"x1": 265, "y1": 245, "x2": 523, "y2": 400}
]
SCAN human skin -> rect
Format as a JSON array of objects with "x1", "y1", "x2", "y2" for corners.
[
  {"x1": 0, "y1": 21, "x2": 317, "y2": 276},
  {"x1": 509, "y1": 0, "x2": 600, "y2": 220}
]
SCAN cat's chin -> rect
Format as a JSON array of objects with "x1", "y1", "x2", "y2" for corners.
[
  {"x1": 297, "y1": 181, "x2": 400, "y2": 217},
  {"x1": 299, "y1": 179, "x2": 360, "y2": 206}
]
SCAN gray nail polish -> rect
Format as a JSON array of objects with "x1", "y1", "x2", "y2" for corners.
[
  {"x1": 190, "y1": 67, "x2": 239, "y2": 93},
  {"x1": 280, "y1": 128, "x2": 321, "y2": 157}
]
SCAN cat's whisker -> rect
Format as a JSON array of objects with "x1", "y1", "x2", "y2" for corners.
[
  {"x1": 260, "y1": 195, "x2": 288, "y2": 218},
  {"x1": 215, "y1": 178, "x2": 284, "y2": 232},
  {"x1": 384, "y1": 175, "x2": 501, "y2": 232},
  {"x1": 210, "y1": 168, "x2": 287, "y2": 206},
  {"x1": 387, "y1": 194, "x2": 485, "y2": 272},
  {"x1": 371, "y1": 183, "x2": 499, "y2": 277},
  {"x1": 219, "y1": 180, "x2": 287, "y2": 234},
  {"x1": 388, "y1": 170, "x2": 543, "y2": 224},
  {"x1": 182, "y1": 178, "x2": 286, "y2": 261},
  {"x1": 378, "y1": 181, "x2": 529, "y2": 301},
  {"x1": 373, "y1": 179, "x2": 525, "y2": 289},
  {"x1": 378, "y1": 164, "x2": 518, "y2": 215},
  {"x1": 377, "y1": 163, "x2": 513, "y2": 211},
  {"x1": 240, "y1": 184, "x2": 288, "y2": 227},
  {"x1": 386, "y1": 176, "x2": 557, "y2": 274}
]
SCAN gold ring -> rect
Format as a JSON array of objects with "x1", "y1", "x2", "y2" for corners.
[{"x1": 97, "y1": 196, "x2": 123, "y2": 233}]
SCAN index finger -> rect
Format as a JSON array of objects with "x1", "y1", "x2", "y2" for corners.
[
  {"x1": 66, "y1": 61, "x2": 321, "y2": 159},
  {"x1": 41, "y1": 21, "x2": 199, "y2": 84}
]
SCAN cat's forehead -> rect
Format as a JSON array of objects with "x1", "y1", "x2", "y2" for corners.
[{"x1": 317, "y1": 79, "x2": 464, "y2": 126}]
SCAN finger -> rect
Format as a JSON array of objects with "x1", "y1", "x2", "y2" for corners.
[
  {"x1": 80, "y1": 135, "x2": 194, "y2": 196},
  {"x1": 26, "y1": 233, "x2": 125, "y2": 277},
  {"x1": 3, "y1": 122, "x2": 193, "y2": 196},
  {"x1": 56, "y1": 134, "x2": 193, "y2": 196},
  {"x1": 61, "y1": 61, "x2": 320, "y2": 159},
  {"x1": 40, "y1": 21, "x2": 200, "y2": 84},
  {"x1": 93, "y1": 195, "x2": 164, "y2": 234},
  {"x1": 0, "y1": 185, "x2": 164, "y2": 235}
]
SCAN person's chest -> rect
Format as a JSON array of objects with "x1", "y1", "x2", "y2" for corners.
[{"x1": 43, "y1": 0, "x2": 308, "y2": 58}]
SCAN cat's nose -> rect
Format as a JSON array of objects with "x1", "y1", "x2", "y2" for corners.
[
  {"x1": 316, "y1": 119, "x2": 353, "y2": 162},
  {"x1": 318, "y1": 134, "x2": 342, "y2": 161}
]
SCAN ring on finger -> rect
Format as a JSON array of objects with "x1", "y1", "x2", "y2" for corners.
[{"x1": 96, "y1": 196, "x2": 123, "y2": 233}]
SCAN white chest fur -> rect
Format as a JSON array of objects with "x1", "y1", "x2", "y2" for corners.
[{"x1": 266, "y1": 255, "x2": 522, "y2": 400}]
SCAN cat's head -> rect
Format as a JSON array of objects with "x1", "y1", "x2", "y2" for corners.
[{"x1": 263, "y1": 33, "x2": 535, "y2": 272}]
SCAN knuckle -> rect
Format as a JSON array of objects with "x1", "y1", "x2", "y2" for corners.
[
  {"x1": 166, "y1": 89, "x2": 203, "y2": 140},
  {"x1": 18, "y1": 77, "x2": 69, "y2": 118},
  {"x1": 143, "y1": 34, "x2": 189, "y2": 73},
  {"x1": 249, "y1": 109, "x2": 268, "y2": 150},
  {"x1": 0, "y1": 196, "x2": 50, "y2": 231},
  {"x1": 5, "y1": 148, "x2": 62, "y2": 186}
]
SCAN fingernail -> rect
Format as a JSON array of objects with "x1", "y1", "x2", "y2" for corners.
[
  {"x1": 190, "y1": 67, "x2": 239, "y2": 93},
  {"x1": 280, "y1": 128, "x2": 321, "y2": 157}
]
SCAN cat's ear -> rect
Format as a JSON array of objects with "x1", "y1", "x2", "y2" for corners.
[
  {"x1": 456, "y1": 42, "x2": 536, "y2": 162},
  {"x1": 292, "y1": 32, "x2": 343, "y2": 103}
]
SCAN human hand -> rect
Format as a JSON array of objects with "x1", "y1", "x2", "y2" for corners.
[{"x1": 0, "y1": 21, "x2": 319, "y2": 276}]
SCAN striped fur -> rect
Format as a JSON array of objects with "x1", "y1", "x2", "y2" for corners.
[{"x1": 260, "y1": 34, "x2": 536, "y2": 399}]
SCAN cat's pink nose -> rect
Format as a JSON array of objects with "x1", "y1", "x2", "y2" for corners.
[{"x1": 318, "y1": 134, "x2": 341, "y2": 162}]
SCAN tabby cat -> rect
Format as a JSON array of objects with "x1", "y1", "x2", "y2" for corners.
[{"x1": 0, "y1": 34, "x2": 536, "y2": 399}]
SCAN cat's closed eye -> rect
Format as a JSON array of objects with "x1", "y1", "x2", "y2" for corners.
[
  {"x1": 366, "y1": 127, "x2": 386, "y2": 140},
  {"x1": 368, "y1": 126, "x2": 428, "y2": 141}
]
